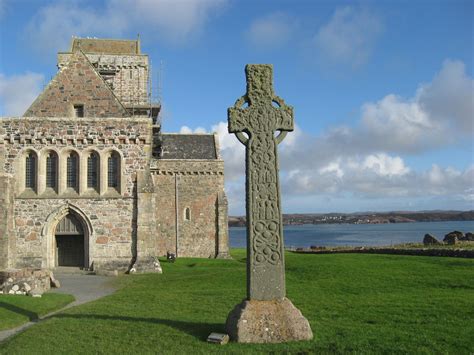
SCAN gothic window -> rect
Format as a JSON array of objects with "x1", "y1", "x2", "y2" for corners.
[
  {"x1": 25, "y1": 152, "x2": 36, "y2": 189},
  {"x1": 107, "y1": 152, "x2": 120, "y2": 188},
  {"x1": 66, "y1": 153, "x2": 79, "y2": 190},
  {"x1": 87, "y1": 152, "x2": 99, "y2": 189},
  {"x1": 46, "y1": 152, "x2": 57, "y2": 189},
  {"x1": 184, "y1": 207, "x2": 191, "y2": 221}
]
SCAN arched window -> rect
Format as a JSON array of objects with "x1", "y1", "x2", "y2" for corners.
[
  {"x1": 66, "y1": 152, "x2": 79, "y2": 190},
  {"x1": 46, "y1": 152, "x2": 57, "y2": 189},
  {"x1": 184, "y1": 207, "x2": 191, "y2": 221},
  {"x1": 107, "y1": 152, "x2": 120, "y2": 188},
  {"x1": 87, "y1": 152, "x2": 99, "y2": 189},
  {"x1": 25, "y1": 152, "x2": 36, "y2": 190}
]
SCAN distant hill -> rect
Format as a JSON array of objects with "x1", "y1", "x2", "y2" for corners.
[{"x1": 228, "y1": 210, "x2": 474, "y2": 227}]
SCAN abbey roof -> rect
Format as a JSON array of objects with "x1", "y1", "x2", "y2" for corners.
[{"x1": 159, "y1": 134, "x2": 218, "y2": 160}]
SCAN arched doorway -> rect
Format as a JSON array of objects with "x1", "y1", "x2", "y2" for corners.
[
  {"x1": 41, "y1": 203, "x2": 92, "y2": 270},
  {"x1": 55, "y1": 214, "x2": 85, "y2": 267}
]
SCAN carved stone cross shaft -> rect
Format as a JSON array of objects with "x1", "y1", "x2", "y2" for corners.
[{"x1": 228, "y1": 64, "x2": 293, "y2": 300}]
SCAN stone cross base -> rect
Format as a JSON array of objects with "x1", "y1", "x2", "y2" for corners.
[{"x1": 225, "y1": 298, "x2": 313, "y2": 343}]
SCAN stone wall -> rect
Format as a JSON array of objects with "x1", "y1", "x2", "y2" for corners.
[
  {"x1": 151, "y1": 159, "x2": 227, "y2": 258},
  {"x1": 0, "y1": 117, "x2": 152, "y2": 197},
  {"x1": 13, "y1": 198, "x2": 135, "y2": 269},
  {"x1": 0, "y1": 174, "x2": 15, "y2": 269},
  {"x1": 25, "y1": 51, "x2": 128, "y2": 118},
  {"x1": 58, "y1": 52, "x2": 149, "y2": 107},
  {"x1": 0, "y1": 117, "x2": 152, "y2": 271},
  {"x1": 0, "y1": 116, "x2": 229, "y2": 269}
]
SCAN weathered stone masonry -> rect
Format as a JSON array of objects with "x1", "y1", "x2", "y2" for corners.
[
  {"x1": 0, "y1": 37, "x2": 229, "y2": 272},
  {"x1": 0, "y1": 116, "x2": 151, "y2": 270},
  {"x1": 151, "y1": 158, "x2": 228, "y2": 258}
]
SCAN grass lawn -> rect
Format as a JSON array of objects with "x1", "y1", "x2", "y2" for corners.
[
  {"x1": 0, "y1": 293, "x2": 74, "y2": 331},
  {"x1": 1, "y1": 250, "x2": 473, "y2": 354}
]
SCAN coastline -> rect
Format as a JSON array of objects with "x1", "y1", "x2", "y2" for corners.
[{"x1": 290, "y1": 243, "x2": 474, "y2": 258}]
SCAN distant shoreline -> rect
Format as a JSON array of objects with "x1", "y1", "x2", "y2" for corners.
[{"x1": 228, "y1": 210, "x2": 474, "y2": 227}]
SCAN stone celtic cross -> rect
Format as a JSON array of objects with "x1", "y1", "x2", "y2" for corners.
[
  {"x1": 228, "y1": 64, "x2": 293, "y2": 300},
  {"x1": 225, "y1": 64, "x2": 312, "y2": 343}
]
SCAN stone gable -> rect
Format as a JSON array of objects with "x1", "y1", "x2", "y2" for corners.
[{"x1": 24, "y1": 50, "x2": 129, "y2": 118}]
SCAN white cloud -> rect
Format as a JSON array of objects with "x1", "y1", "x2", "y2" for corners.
[
  {"x1": 362, "y1": 154, "x2": 410, "y2": 176},
  {"x1": 25, "y1": 0, "x2": 227, "y2": 55},
  {"x1": 313, "y1": 6, "x2": 383, "y2": 68},
  {"x1": 296, "y1": 60, "x2": 473, "y2": 158},
  {"x1": 319, "y1": 160, "x2": 344, "y2": 178},
  {"x1": 417, "y1": 59, "x2": 474, "y2": 132},
  {"x1": 0, "y1": 72, "x2": 44, "y2": 116},
  {"x1": 282, "y1": 158, "x2": 473, "y2": 200},
  {"x1": 179, "y1": 125, "x2": 207, "y2": 134},
  {"x1": 245, "y1": 12, "x2": 297, "y2": 49},
  {"x1": 109, "y1": 0, "x2": 226, "y2": 42},
  {"x1": 180, "y1": 59, "x2": 473, "y2": 213}
]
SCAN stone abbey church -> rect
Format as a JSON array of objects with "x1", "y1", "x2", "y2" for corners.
[{"x1": 0, "y1": 38, "x2": 229, "y2": 273}]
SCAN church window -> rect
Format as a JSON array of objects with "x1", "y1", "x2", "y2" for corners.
[
  {"x1": 87, "y1": 152, "x2": 99, "y2": 189},
  {"x1": 46, "y1": 152, "x2": 57, "y2": 188},
  {"x1": 108, "y1": 152, "x2": 120, "y2": 188},
  {"x1": 25, "y1": 152, "x2": 36, "y2": 189},
  {"x1": 74, "y1": 104, "x2": 84, "y2": 118},
  {"x1": 67, "y1": 153, "x2": 79, "y2": 189},
  {"x1": 184, "y1": 208, "x2": 191, "y2": 221}
]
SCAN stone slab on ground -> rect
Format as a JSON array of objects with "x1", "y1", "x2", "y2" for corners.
[{"x1": 225, "y1": 297, "x2": 313, "y2": 343}]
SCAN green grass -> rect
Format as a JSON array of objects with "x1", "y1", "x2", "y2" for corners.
[
  {"x1": 0, "y1": 293, "x2": 74, "y2": 331},
  {"x1": 302, "y1": 241, "x2": 474, "y2": 250},
  {"x1": 1, "y1": 250, "x2": 473, "y2": 354},
  {"x1": 392, "y1": 241, "x2": 474, "y2": 249}
]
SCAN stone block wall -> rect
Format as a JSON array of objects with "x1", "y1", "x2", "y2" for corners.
[
  {"x1": 0, "y1": 117, "x2": 152, "y2": 271},
  {"x1": 151, "y1": 159, "x2": 227, "y2": 258},
  {"x1": 12, "y1": 198, "x2": 135, "y2": 269},
  {"x1": 25, "y1": 51, "x2": 128, "y2": 118},
  {"x1": 58, "y1": 53, "x2": 149, "y2": 107},
  {"x1": 0, "y1": 174, "x2": 15, "y2": 269},
  {"x1": 0, "y1": 117, "x2": 152, "y2": 197}
]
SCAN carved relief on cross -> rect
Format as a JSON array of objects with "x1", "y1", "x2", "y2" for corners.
[
  {"x1": 228, "y1": 64, "x2": 294, "y2": 301},
  {"x1": 228, "y1": 65, "x2": 294, "y2": 146}
]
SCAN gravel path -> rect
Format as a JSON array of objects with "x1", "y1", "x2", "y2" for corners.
[{"x1": 0, "y1": 272, "x2": 118, "y2": 343}]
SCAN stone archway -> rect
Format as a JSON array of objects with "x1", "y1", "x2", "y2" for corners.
[
  {"x1": 41, "y1": 203, "x2": 93, "y2": 269},
  {"x1": 55, "y1": 214, "x2": 84, "y2": 266}
]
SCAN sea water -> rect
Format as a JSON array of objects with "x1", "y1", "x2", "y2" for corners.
[{"x1": 229, "y1": 221, "x2": 474, "y2": 248}]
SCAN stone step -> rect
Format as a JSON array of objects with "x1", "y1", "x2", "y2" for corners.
[{"x1": 54, "y1": 267, "x2": 95, "y2": 275}]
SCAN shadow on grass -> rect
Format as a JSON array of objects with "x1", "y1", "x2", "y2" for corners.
[
  {"x1": 51, "y1": 313, "x2": 223, "y2": 341},
  {"x1": 0, "y1": 302, "x2": 38, "y2": 322}
]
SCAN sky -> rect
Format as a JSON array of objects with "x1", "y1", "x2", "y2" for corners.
[{"x1": 0, "y1": 0, "x2": 473, "y2": 215}]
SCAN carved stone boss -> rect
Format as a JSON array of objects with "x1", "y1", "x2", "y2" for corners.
[{"x1": 228, "y1": 64, "x2": 293, "y2": 300}]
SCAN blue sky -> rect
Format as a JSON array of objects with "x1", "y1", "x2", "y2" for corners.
[{"x1": 0, "y1": 0, "x2": 473, "y2": 214}]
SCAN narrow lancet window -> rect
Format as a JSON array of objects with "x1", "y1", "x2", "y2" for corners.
[
  {"x1": 67, "y1": 153, "x2": 78, "y2": 190},
  {"x1": 25, "y1": 152, "x2": 36, "y2": 189},
  {"x1": 184, "y1": 208, "x2": 191, "y2": 221},
  {"x1": 108, "y1": 152, "x2": 119, "y2": 188},
  {"x1": 87, "y1": 152, "x2": 99, "y2": 189},
  {"x1": 74, "y1": 104, "x2": 84, "y2": 118},
  {"x1": 46, "y1": 152, "x2": 57, "y2": 189}
]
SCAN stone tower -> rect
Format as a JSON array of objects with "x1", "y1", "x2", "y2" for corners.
[{"x1": 57, "y1": 37, "x2": 160, "y2": 119}]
